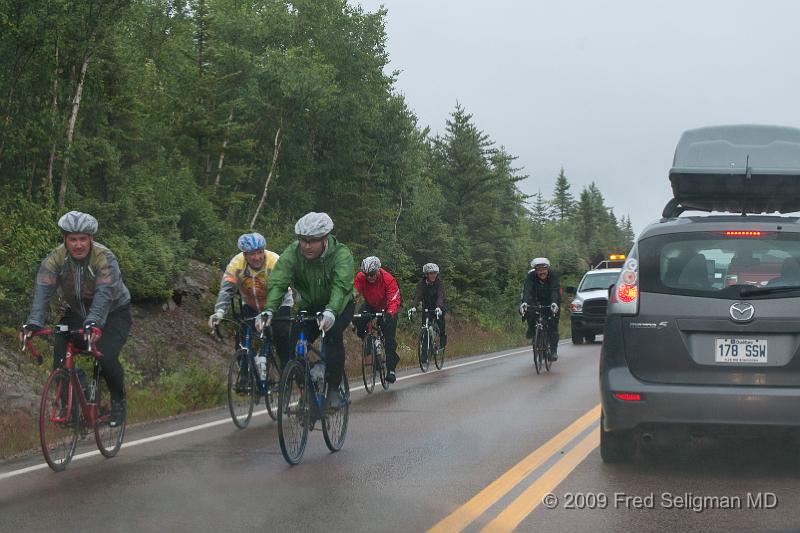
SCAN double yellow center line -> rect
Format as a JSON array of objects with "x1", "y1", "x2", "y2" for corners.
[{"x1": 429, "y1": 403, "x2": 601, "y2": 533}]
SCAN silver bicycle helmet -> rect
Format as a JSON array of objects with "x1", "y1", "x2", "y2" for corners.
[
  {"x1": 422, "y1": 262, "x2": 439, "y2": 274},
  {"x1": 361, "y1": 256, "x2": 381, "y2": 274},
  {"x1": 294, "y1": 212, "x2": 333, "y2": 238},
  {"x1": 57, "y1": 211, "x2": 98, "y2": 235}
]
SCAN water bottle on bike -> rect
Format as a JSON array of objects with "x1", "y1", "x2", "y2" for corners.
[{"x1": 310, "y1": 362, "x2": 326, "y2": 406}]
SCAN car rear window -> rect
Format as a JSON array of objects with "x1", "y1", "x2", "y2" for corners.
[{"x1": 638, "y1": 231, "x2": 800, "y2": 299}]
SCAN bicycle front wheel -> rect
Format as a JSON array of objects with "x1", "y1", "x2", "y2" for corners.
[
  {"x1": 533, "y1": 329, "x2": 545, "y2": 375},
  {"x1": 265, "y1": 354, "x2": 281, "y2": 421},
  {"x1": 361, "y1": 335, "x2": 376, "y2": 393},
  {"x1": 323, "y1": 373, "x2": 349, "y2": 452},
  {"x1": 227, "y1": 349, "x2": 255, "y2": 429},
  {"x1": 418, "y1": 328, "x2": 430, "y2": 372},
  {"x1": 278, "y1": 360, "x2": 309, "y2": 465},
  {"x1": 544, "y1": 342, "x2": 552, "y2": 372},
  {"x1": 94, "y1": 372, "x2": 125, "y2": 457},
  {"x1": 39, "y1": 368, "x2": 80, "y2": 472}
]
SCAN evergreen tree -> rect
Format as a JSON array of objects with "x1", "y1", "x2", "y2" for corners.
[{"x1": 550, "y1": 167, "x2": 574, "y2": 220}]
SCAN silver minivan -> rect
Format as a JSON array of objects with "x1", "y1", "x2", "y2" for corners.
[{"x1": 600, "y1": 124, "x2": 800, "y2": 462}]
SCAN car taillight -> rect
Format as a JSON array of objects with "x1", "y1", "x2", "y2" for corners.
[
  {"x1": 609, "y1": 253, "x2": 639, "y2": 315},
  {"x1": 617, "y1": 284, "x2": 638, "y2": 303},
  {"x1": 723, "y1": 231, "x2": 768, "y2": 237},
  {"x1": 613, "y1": 392, "x2": 642, "y2": 401}
]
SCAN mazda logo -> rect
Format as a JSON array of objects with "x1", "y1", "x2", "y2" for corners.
[{"x1": 729, "y1": 302, "x2": 755, "y2": 322}]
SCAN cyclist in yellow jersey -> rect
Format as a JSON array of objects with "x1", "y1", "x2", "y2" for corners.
[{"x1": 209, "y1": 232, "x2": 293, "y2": 368}]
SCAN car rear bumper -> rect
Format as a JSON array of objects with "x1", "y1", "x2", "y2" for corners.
[{"x1": 601, "y1": 366, "x2": 800, "y2": 431}]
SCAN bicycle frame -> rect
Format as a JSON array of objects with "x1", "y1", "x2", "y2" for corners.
[
  {"x1": 25, "y1": 326, "x2": 104, "y2": 428},
  {"x1": 273, "y1": 311, "x2": 327, "y2": 408},
  {"x1": 527, "y1": 305, "x2": 554, "y2": 373},
  {"x1": 236, "y1": 318, "x2": 274, "y2": 397},
  {"x1": 354, "y1": 310, "x2": 386, "y2": 392}
]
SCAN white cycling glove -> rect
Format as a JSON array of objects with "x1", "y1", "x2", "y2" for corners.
[
  {"x1": 318, "y1": 310, "x2": 336, "y2": 332},
  {"x1": 550, "y1": 302, "x2": 559, "y2": 315},
  {"x1": 407, "y1": 308, "x2": 416, "y2": 320},
  {"x1": 519, "y1": 302, "x2": 528, "y2": 316},
  {"x1": 208, "y1": 310, "x2": 224, "y2": 330},
  {"x1": 255, "y1": 310, "x2": 273, "y2": 332},
  {"x1": 435, "y1": 307, "x2": 442, "y2": 319}
]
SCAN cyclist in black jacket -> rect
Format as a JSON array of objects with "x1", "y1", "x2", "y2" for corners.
[
  {"x1": 520, "y1": 257, "x2": 561, "y2": 360},
  {"x1": 409, "y1": 262, "x2": 447, "y2": 349}
]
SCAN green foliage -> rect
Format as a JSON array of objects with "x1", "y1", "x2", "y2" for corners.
[
  {"x1": 0, "y1": 0, "x2": 633, "y2": 333},
  {"x1": 0, "y1": 194, "x2": 59, "y2": 321}
]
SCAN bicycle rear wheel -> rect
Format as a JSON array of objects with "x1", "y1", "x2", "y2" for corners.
[
  {"x1": 94, "y1": 372, "x2": 125, "y2": 457},
  {"x1": 378, "y1": 336, "x2": 388, "y2": 390},
  {"x1": 227, "y1": 349, "x2": 255, "y2": 429},
  {"x1": 418, "y1": 328, "x2": 430, "y2": 372},
  {"x1": 278, "y1": 360, "x2": 309, "y2": 465},
  {"x1": 265, "y1": 354, "x2": 281, "y2": 421},
  {"x1": 361, "y1": 335, "x2": 376, "y2": 393},
  {"x1": 533, "y1": 330, "x2": 544, "y2": 374},
  {"x1": 433, "y1": 329, "x2": 445, "y2": 370},
  {"x1": 39, "y1": 368, "x2": 80, "y2": 472},
  {"x1": 323, "y1": 373, "x2": 349, "y2": 452}
]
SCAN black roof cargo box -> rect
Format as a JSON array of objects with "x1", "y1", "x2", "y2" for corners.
[{"x1": 665, "y1": 125, "x2": 800, "y2": 217}]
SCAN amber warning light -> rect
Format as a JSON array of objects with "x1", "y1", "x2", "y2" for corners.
[{"x1": 609, "y1": 254, "x2": 626, "y2": 260}]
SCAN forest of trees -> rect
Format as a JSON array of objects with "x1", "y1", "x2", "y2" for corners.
[{"x1": 0, "y1": 0, "x2": 634, "y2": 328}]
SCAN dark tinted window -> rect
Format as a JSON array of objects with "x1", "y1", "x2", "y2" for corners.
[{"x1": 639, "y1": 231, "x2": 800, "y2": 299}]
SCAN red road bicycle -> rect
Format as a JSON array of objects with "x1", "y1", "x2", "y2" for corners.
[{"x1": 22, "y1": 326, "x2": 126, "y2": 472}]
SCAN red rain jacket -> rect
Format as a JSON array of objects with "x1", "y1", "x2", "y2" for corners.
[{"x1": 354, "y1": 268, "x2": 401, "y2": 317}]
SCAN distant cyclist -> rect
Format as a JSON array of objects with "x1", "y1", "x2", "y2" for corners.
[
  {"x1": 409, "y1": 262, "x2": 447, "y2": 349},
  {"x1": 21, "y1": 211, "x2": 131, "y2": 427},
  {"x1": 258, "y1": 212, "x2": 355, "y2": 409},
  {"x1": 520, "y1": 257, "x2": 561, "y2": 360},
  {"x1": 353, "y1": 256, "x2": 402, "y2": 383},
  {"x1": 208, "y1": 232, "x2": 293, "y2": 370}
]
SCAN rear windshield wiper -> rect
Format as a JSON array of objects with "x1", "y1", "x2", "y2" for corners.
[{"x1": 739, "y1": 285, "x2": 800, "y2": 297}]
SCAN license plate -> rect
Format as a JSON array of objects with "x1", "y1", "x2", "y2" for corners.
[{"x1": 715, "y1": 338, "x2": 768, "y2": 363}]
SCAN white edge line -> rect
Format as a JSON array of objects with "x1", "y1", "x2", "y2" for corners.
[{"x1": 1, "y1": 342, "x2": 560, "y2": 481}]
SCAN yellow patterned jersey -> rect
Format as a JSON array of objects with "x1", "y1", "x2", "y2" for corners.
[{"x1": 214, "y1": 251, "x2": 292, "y2": 313}]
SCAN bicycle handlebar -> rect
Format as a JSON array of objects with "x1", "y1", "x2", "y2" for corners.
[
  {"x1": 353, "y1": 311, "x2": 384, "y2": 320},
  {"x1": 271, "y1": 311, "x2": 326, "y2": 339},
  {"x1": 21, "y1": 326, "x2": 104, "y2": 364}
]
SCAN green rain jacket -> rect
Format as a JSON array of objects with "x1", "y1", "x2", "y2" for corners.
[{"x1": 265, "y1": 235, "x2": 354, "y2": 316}]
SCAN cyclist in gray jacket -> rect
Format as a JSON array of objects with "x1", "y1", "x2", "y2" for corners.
[{"x1": 21, "y1": 211, "x2": 131, "y2": 427}]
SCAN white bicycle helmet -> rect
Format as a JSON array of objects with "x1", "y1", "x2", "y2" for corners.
[{"x1": 530, "y1": 257, "x2": 550, "y2": 269}]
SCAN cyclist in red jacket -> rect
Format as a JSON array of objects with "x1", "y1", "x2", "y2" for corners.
[{"x1": 353, "y1": 256, "x2": 401, "y2": 383}]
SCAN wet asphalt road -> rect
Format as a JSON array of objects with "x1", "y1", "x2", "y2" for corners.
[{"x1": 2, "y1": 340, "x2": 800, "y2": 533}]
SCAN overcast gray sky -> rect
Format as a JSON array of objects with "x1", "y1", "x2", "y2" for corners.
[{"x1": 354, "y1": 0, "x2": 800, "y2": 235}]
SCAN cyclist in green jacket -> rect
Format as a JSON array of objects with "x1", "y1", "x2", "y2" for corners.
[{"x1": 258, "y1": 212, "x2": 355, "y2": 408}]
